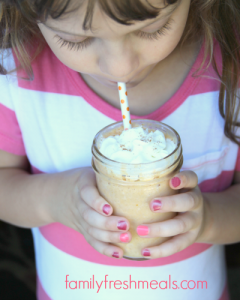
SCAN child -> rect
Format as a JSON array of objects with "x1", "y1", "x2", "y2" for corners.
[{"x1": 0, "y1": 0, "x2": 240, "y2": 299}]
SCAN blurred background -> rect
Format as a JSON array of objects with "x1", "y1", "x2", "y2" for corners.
[{"x1": 0, "y1": 220, "x2": 240, "y2": 300}]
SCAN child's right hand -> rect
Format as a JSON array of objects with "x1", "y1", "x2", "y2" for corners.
[{"x1": 49, "y1": 167, "x2": 131, "y2": 259}]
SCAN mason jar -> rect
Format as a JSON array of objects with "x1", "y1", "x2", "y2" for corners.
[{"x1": 92, "y1": 119, "x2": 183, "y2": 260}]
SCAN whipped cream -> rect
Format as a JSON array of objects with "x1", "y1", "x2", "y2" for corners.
[{"x1": 99, "y1": 126, "x2": 176, "y2": 164}]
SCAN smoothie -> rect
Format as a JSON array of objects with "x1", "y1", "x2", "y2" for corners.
[{"x1": 92, "y1": 119, "x2": 183, "y2": 260}]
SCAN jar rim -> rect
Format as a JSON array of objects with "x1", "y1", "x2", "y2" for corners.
[{"x1": 91, "y1": 154, "x2": 183, "y2": 185}]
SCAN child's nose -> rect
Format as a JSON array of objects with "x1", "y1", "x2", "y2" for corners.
[{"x1": 98, "y1": 41, "x2": 139, "y2": 79}]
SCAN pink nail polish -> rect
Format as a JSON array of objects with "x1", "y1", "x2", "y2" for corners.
[
  {"x1": 152, "y1": 199, "x2": 162, "y2": 211},
  {"x1": 102, "y1": 204, "x2": 111, "y2": 215},
  {"x1": 117, "y1": 220, "x2": 127, "y2": 230},
  {"x1": 112, "y1": 252, "x2": 119, "y2": 258},
  {"x1": 120, "y1": 233, "x2": 130, "y2": 243},
  {"x1": 142, "y1": 249, "x2": 151, "y2": 256},
  {"x1": 171, "y1": 177, "x2": 181, "y2": 188},
  {"x1": 137, "y1": 225, "x2": 149, "y2": 236}
]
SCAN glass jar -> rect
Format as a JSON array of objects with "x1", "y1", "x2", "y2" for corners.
[{"x1": 92, "y1": 119, "x2": 183, "y2": 260}]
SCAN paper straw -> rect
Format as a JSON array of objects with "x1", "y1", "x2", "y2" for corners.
[{"x1": 117, "y1": 82, "x2": 132, "y2": 130}]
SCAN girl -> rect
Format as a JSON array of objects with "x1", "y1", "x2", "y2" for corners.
[{"x1": 0, "y1": 0, "x2": 240, "y2": 299}]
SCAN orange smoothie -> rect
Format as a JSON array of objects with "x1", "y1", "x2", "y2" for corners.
[{"x1": 92, "y1": 119, "x2": 183, "y2": 260}]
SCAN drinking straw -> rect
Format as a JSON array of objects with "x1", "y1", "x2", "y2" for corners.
[{"x1": 117, "y1": 82, "x2": 132, "y2": 130}]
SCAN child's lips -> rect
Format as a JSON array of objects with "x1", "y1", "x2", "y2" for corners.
[
  {"x1": 106, "y1": 79, "x2": 139, "y2": 89},
  {"x1": 107, "y1": 74, "x2": 138, "y2": 84},
  {"x1": 108, "y1": 80, "x2": 131, "y2": 85},
  {"x1": 98, "y1": 66, "x2": 153, "y2": 87}
]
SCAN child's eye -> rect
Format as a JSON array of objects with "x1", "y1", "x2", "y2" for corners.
[
  {"x1": 54, "y1": 18, "x2": 174, "y2": 51},
  {"x1": 54, "y1": 35, "x2": 93, "y2": 51},
  {"x1": 136, "y1": 18, "x2": 174, "y2": 40}
]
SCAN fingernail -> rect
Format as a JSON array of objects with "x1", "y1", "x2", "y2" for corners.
[
  {"x1": 102, "y1": 204, "x2": 111, "y2": 215},
  {"x1": 142, "y1": 249, "x2": 151, "y2": 256},
  {"x1": 171, "y1": 177, "x2": 181, "y2": 188},
  {"x1": 112, "y1": 252, "x2": 119, "y2": 258},
  {"x1": 152, "y1": 199, "x2": 162, "y2": 211},
  {"x1": 137, "y1": 225, "x2": 149, "y2": 236},
  {"x1": 117, "y1": 220, "x2": 127, "y2": 230},
  {"x1": 120, "y1": 233, "x2": 130, "y2": 243}
]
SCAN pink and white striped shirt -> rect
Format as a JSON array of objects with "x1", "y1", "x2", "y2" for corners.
[{"x1": 0, "y1": 40, "x2": 239, "y2": 300}]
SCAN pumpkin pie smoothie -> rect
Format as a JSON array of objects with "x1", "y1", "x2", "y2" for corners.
[{"x1": 92, "y1": 119, "x2": 183, "y2": 260}]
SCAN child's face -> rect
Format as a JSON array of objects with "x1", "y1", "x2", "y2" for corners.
[{"x1": 38, "y1": 0, "x2": 191, "y2": 89}]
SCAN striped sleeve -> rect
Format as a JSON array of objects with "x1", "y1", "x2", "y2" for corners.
[{"x1": 0, "y1": 50, "x2": 26, "y2": 155}]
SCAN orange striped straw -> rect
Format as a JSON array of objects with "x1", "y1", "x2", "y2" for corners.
[{"x1": 117, "y1": 82, "x2": 132, "y2": 130}]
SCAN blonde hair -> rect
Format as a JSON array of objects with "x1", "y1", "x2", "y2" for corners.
[{"x1": 0, "y1": 0, "x2": 240, "y2": 145}]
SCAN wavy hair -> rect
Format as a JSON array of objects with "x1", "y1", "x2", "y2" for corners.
[{"x1": 0, "y1": 0, "x2": 240, "y2": 145}]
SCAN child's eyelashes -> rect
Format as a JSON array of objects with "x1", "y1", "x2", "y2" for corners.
[
  {"x1": 136, "y1": 18, "x2": 174, "y2": 40},
  {"x1": 54, "y1": 18, "x2": 174, "y2": 51},
  {"x1": 54, "y1": 35, "x2": 93, "y2": 51}
]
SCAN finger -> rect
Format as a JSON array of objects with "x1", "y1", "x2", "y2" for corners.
[
  {"x1": 86, "y1": 226, "x2": 132, "y2": 244},
  {"x1": 151, "y1": 187, "x2": 202, "y2": 212},
  {"x1": 79, "y1": 200, "x2": 130, "y2": 231},
  {"x1": 137, "y1": 212, "x2": 197, "y2": 238},
  {"x1": 169, "y1": 171, "x2": 198, "y2": 189},
  {"x1": 82, "y1": 227, "x2": 124, "y2": 259},
  {"x1": 141, "y1": 232, "x2": 195, "y2": 259},
  {"x1": 79, "y1": 169, "x2": 113, "y2": 216}
]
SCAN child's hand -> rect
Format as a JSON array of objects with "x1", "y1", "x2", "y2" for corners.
[
  {"x1": 137, "y1": 171, "x2": 209, "y2": 258},
  {"x1": 50, "y1": 167, "x2": 131, "y2": 259}
]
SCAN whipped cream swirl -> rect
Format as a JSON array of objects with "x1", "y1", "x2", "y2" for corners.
[{"x1": 99, "y1": 126, "x2": 176, "y2": 164}]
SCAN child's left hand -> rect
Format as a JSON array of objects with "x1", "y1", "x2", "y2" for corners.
[{"x1": 137, "y1": 171, "x2": 209, "y2": 258}]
